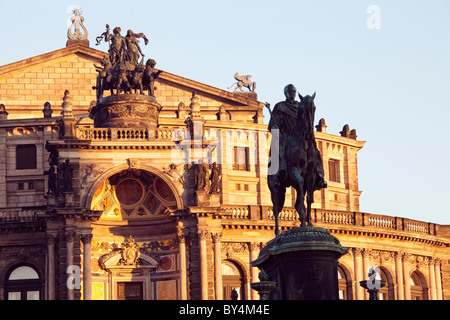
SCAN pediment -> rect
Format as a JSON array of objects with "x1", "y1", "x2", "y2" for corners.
[
  {"x1": 0, "y1": 45, "x2": 264, "y2": 120},
  {"x1": 98, "y1": 237, "x2": 160, "y2": 271}
]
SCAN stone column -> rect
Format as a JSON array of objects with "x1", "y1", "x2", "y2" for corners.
[
  {"x1": 395, "y1": 252, "x2": 404, "y2": 300},
  {"x1": 402, "y1": 253, "x2": 411, "y2": 300},
  {"x1": 435, "y1": 259, "x2": 443, "y2": 300},
  {"x1": 353, "y1": 248, "x2": 363, "y2": 300},
  {"x1": 66, "y1": 231, "x2": 75, "y2": 300},
  {"x1": 362, "y1": 249, "x2": 371, "y2": 300},
  {"x1": 198, "y1": 231, "x2": 208, "y2": 300},
  {"x1": 212, "y1": 233, "x2": 223, "y2": 300},
  {"x1": 178, "y1": 233, "x2": 188, "y2": 300},
  {"x1": 249, "y1": 242, "x2": 260, "y2": 300},
  {"x1": 428, "y1": 257, "x2": 437, "y2": 300},
  {"x1": 47, "y1": 233, "x2": 57, "y2": 300},
  {"x1": 81, "y1": 233, "x2": 93, "y2": 300}
]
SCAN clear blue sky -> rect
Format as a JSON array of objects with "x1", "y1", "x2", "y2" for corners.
[{"x1": 0, "y1": 0, "x2": 449, "y2": 224}]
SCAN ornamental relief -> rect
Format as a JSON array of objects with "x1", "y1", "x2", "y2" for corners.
[
  {"x1": 221, "y1": 242, "x2": 249, "y2": 258},
  {"x1": 92, "y1": 238, "x2": 179, "y2": 255},
  {"x1": 345, "y1": 248, "x2": 441, "y2": 270},
  {"x1": 0, "y1": 245, "x2": 45, "y2": 258}
]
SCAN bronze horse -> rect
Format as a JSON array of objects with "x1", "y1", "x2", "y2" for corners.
[{"x1": 269, "y1": 92, "x2": 325, "y2": 235}]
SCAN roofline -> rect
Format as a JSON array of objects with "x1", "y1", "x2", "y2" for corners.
[
  {"x1": 0, "y1": 45, "x2": 265, "y2": 108},
  {"x1": 0, "y1": 45, "x2": 106, "y2": 76}
]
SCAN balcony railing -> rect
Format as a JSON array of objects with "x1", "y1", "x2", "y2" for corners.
[
  {"x1": 222, "y1": 205, "x2": 438, "y2": 236},
  {"x1": 75, "y1": 128, "x2": 176, "y2": 141}
]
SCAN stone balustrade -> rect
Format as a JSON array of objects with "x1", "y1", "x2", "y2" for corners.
[
  {"x1": 75, "y1": 127, "x2": 177, "y2": 141},
  {"x1": 222, "y1": 205, "x2": 439, "y2": 236},
  {"x1": 0, "y1": 208, "x2": 42, "y2": 222}
]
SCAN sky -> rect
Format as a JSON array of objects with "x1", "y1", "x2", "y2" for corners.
[{"x1": 0, "y1": 0, "x2": 449, "y2": 224}]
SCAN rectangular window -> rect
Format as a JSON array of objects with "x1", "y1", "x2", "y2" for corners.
[
  {"x1": 328, "y1": 159, "x2": 340, "y2": 183},
  {"x1": 16, "y1": 145, "x2": 37, "y2": 170},
  {"x1": 233, "y1": 147, "x2": 249, "y2": 171}
]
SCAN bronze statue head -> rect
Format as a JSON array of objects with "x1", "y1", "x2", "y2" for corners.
[{"x1": 284, "y1": 84, "x2": 297, "y2": 101}]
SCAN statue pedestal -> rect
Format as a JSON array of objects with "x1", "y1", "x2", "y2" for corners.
[
  {"x1": 45, "y1": 193, "x2": 56, "y2": 208},
  {"x1": 252, "y1": 227, "x2": 347, "y2": 300},
  {"x1": 195, "y1": 190, "x2": 209, "y2": 206},
  {"x1": 64, "y1": 192, "x2": 75, "y2": 208},
  {"x1": 209, "y1": 193, "x2": 220, "y2": 207},
  {"x1": 90, "y1": 94, "x2": 162, "y2": 128},
  {"x1": 234, "y1": 91, "x2": 258, "y2": 101}
]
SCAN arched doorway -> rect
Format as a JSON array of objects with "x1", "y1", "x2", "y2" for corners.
[
  {"x1": 410, "y1": 271, "x2": 428, "y2": 300},
  {"x1": 88, "y1": 168, "x2": 182, "y2": 300},
  {"x1": 222, "y1": 260, "x2": 246, "y2": 300},
  {"x1": 4, "y1": 265, "x2": 42, "y2": 300}
]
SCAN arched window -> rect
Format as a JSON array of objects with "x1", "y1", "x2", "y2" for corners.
[
  {"x1": 337, "y1": 265, "x2": 353, "y2": 300},
  {"x1": 377, "y1": 268, "x2": 389, "y2": 300},
  {"x1": 222, "y1": 260, "x2": 246, "y2": 300},
  {"x1": 5, "y1": 265, "x2": 42, "y2": 300},
  {"x1": 410, "y1": 271, "x2": 428, "y2": 300}
]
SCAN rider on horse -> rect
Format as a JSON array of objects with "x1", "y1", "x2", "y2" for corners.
[{"x1": 268, "y1": 84, "x2": 327, "y2": 191}]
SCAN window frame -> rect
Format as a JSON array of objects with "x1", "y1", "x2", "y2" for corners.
[{"x1": 15, "y1": 144, "x2": 37, "y2": 170}]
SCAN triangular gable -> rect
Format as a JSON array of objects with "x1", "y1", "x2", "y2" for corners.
[{"x1": 0, "y1": 45, "x2": 264, "y2": 120}]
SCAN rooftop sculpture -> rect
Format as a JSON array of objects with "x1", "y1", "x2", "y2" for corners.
[
  {"x1": 93, "y1": 24, "x2": 162, "y2": 100},
  {"x1": 67, "y1": 7, "x2": 88, "y2": 41},
  {"x1": 228, "y1": 72, "x2": 256, "y2": 92}
]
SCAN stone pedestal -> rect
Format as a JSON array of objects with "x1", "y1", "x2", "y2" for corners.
[
  {"x1": 234, "y1": 91, "x2": 258, "y2": 100},
  {"x1": 45, "y1": 193, "x2": 57, "y2": 207},
  {"x1": 90, "y1": 94, "x2": 162, "y2": 128},
  {"x1": 252, "y1": 227, "x2": 347, "y2": 300},
  {"x1": 195, "y1": 190, "x2": 209, "y2": 206},
  {"x1": 209, "y1": 193, "x2": 220, "y2": 207}
]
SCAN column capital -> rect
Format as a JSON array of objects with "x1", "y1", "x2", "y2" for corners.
[
  {"x1": 249, "y1": 242, "x2": 260, "y2": 252},
  {"x1": 47, "y1": 233, "x2": 58, "y2": 245},
  {"x1": 65, "y1": 231, "x2": 76, "y2": 243},
  {"x1": 177, "y1": 232, "x2": 188, "y2": 244},
  {"x1": 197, "y1": 230, "x2": 209, "y2": 241},
  {"x1": 352, "y1": 248, "x2": 363, "y2": 256},
  {"x1": 211, "y1": 232, "x2": 223, "y2": 243},
  {"x1": 80, "y1": 233, "x2": 93, "y2": 244}
]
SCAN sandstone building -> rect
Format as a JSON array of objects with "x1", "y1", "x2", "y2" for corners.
[{"x1": 0, "y1": 16, "x2": 449, "y2": 301}]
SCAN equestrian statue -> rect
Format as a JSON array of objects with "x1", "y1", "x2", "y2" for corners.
[{"x1": 266, "y1": 84, "x2": 327, "y2": 235}]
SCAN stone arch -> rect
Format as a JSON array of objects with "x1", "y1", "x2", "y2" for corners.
[
  {"x1": 410, "y1": 270, "x2": 429, "y2": 300},
  {"x1": 337, "y1": 262, "x2": 353, "y2": 300},
  {"x1": 378, "y1": 265, "x2": 395, "y2": 300},
  {"x1": 222, "y1": 259, "x2": 248, "y2": 300},
  {"x1": 84, "y1": 163, "x2": 184, "y2": 213}
]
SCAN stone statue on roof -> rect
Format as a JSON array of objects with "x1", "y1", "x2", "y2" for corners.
[
  {"x1": 228, "y1": 72, "x2": 256, "y2": 92},
  {"x1": 93, "y1": 24, "x2": 162, "y2": 99},
  {"x1": 67, "y1": 7, "x2": 88, "y2": 41}
]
